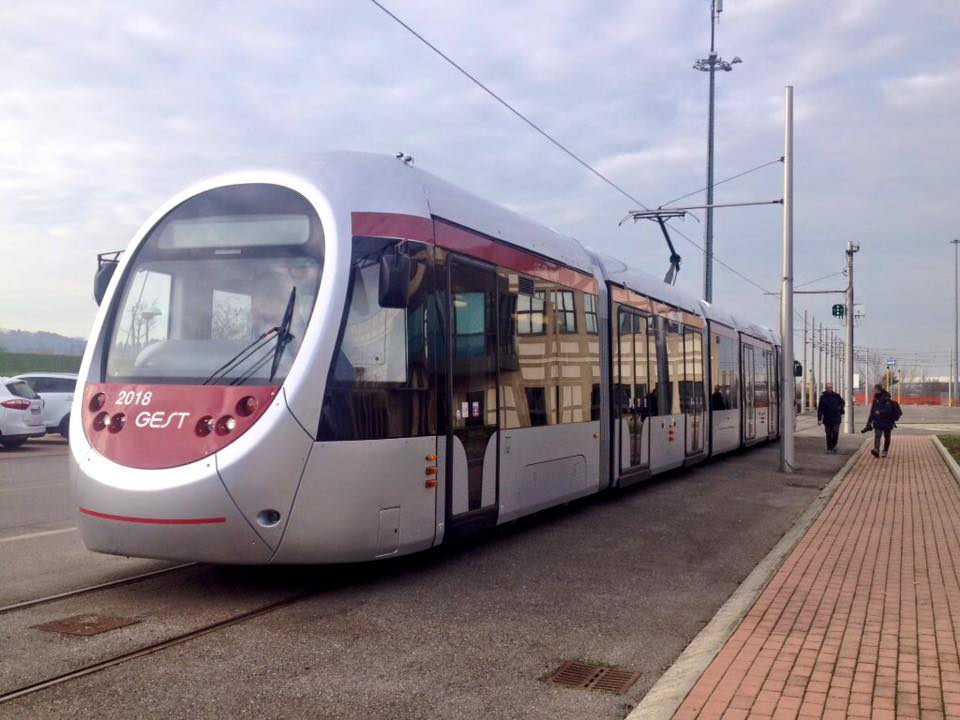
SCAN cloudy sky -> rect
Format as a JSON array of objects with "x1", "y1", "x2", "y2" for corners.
[{"x1": 2, "y1": 0, "x2": 958, "y2": 371}]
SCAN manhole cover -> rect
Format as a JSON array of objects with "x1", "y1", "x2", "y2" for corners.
[
  {"x1": 543, "y1": 660, "x2": 641, "y2": 694},
  {"x1": 34, "y1": 614, "x2": 139, "y2": 637}
]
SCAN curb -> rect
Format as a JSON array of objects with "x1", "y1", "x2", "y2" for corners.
[
  {"x1": 933, "y1": 435, "x2": 960, "y2": 485},
  {"x1": 626, "y1": 438, "x2": 869, "y2": 720}
]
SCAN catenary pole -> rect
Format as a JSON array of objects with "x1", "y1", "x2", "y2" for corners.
[
  {"x1": 780, "y1": 86, "x2": 795, "y2": 473},
  {"x1": 953, "y1": 239, "x2": 959, "y2": 407},
  {"x1": 802, "y1": 311, "x2": 809, "y2": 413}
]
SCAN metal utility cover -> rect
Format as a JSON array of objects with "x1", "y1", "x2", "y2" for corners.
[
  {"x1": 543, "y1": 660, "x2": 641, "y2": 695},
  {"x1": 34, "y1": 614, "x2": 140, "y2": 637}
]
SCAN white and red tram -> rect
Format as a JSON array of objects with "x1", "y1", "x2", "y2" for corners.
[{"x1": 71, "y1": 152, "x2": 781, "y2": 564}]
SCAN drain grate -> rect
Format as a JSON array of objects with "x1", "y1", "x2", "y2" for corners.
[
  {"x1": 543, "y1": 660, "x2": 641, "y2": 695},
  {"x1": 34, "y1": 614, "x2": 139, "y2": 637}
]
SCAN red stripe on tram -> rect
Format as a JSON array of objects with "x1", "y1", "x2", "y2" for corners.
[{"x1": 80, "y1": 507, "x2": 226, "y2": 525}]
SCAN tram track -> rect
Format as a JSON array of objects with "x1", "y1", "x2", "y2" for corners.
[
  {"x1": 0, "y1": 590, "x2": 316, "y2": 705},
  {"x1": 0, "y1": 563, "x2": 197, "y2": 616}
]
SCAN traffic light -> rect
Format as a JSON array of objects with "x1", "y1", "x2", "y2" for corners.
[{"x1": 831, "y1": 303, "x2": 845, "y2": 318}]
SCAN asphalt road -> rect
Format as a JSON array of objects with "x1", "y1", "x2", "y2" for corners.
[
  {"x1": 0, "y1": 440, "x2": 173, "y2": 607},
  {"x1": 0, "y1": 427, "x2": 865, "y2": 720}
]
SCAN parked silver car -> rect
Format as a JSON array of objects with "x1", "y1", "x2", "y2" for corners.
[
  {"x1": 14, "y1": 372, "x2": 78, "y2": 438},
  {"x1": 0, "y1": 377, "x2": 45, "y2": 448}
]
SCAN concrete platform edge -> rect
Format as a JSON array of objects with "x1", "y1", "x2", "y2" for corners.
[{"x1": 625, "y1": 439, "x2": 869, "y2": 720}]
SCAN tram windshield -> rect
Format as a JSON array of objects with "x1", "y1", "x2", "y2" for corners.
[{"x1": 104, "y1": 184, "x2": 323, "y2": 385}]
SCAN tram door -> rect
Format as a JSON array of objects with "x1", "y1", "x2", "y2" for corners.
[
  {"x1": 446, "y1": 257, "x2": 499, "y2": 530},
  {"x1": 617, "y1": 309, "x2": 650, "y2": 474},
  {"x1": 743, "y1": 345, "x2": 757, "y2": 441},
  {"x1": 684, "y1": 328, "x2": 705, "y2": 455}
]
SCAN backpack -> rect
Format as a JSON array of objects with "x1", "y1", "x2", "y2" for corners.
[
  {"x1": 876, "y1": 395, "x2": 897, "y2": 423},
  {"x1": 891, "y1": 399, "x2": 903, "y2": 422}
]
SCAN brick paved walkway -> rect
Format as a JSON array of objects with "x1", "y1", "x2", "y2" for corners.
[{"x1": 673, "y1": 436, "x2": 960, "y2": 719}]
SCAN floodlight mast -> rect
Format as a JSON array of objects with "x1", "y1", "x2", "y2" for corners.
[{"x1": 693, "y1": 0, "x2": 741, "y2": 303}]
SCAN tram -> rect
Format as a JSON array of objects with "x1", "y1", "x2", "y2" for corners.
[{"x1": 71, "y1": 152, "x2": 781, "y2": 564}]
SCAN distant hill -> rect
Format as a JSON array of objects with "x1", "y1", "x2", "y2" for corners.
[{"x1": 0, "y1": 329, "x2": 86, "y2": 356}]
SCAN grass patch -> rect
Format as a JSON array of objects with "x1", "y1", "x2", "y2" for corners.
[
  {"x1": 0, "y1": 352, "x2": 81, "y2": 377},
  {"x1": 939, "y1": 435, "x2": 960, "y2": 464}
]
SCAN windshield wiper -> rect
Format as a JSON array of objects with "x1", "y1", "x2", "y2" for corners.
[
  {"x1": 269, "y1": 287, "x2": 297, "y2": 382},
  {"x1": 227, "y1": 286, "x2": 297, "y2": 387},
  {"x1": 202, "y1": 328, "x2": 279, "y2": 385}
]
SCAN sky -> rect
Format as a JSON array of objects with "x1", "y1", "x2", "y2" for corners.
[{"x1": 1, "y1": 0, "x2": 958, "y2": 372}]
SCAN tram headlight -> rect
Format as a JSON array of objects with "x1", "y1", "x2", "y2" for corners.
[
  {"x1": 92, "y1": 412, "x2": 109, "y2": 431},
  {"x1": 89, "y1": 393, "x2": 107, "y2": 412},
  {"x1": 236, "y1": 396, "x2": 258, "y2": 417},
  {"x1": 196, "y1": 416, "x2": 216, "y2": 437},
  {"x1": 216, "y1": 415, "x2": 236, "y2": 435},
  {"x1": 108, "y1": 413, "x2": 126, "y2": 433}
]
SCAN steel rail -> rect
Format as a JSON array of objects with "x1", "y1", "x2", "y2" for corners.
[
  {"x1": 0, "y1": 590, "x2": 314, "y2": 705},
  {"x1": 0, "y1": 563, "x2": 196, "y2": 616}
]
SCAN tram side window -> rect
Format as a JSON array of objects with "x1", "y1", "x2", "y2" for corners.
[
  {"x1": 681, "y1": 328, "x2": 704, "y2": 414},
  {"x1": 755, "y1": 349, "x2": 770, "y2": 409},
  {"x1": 648, "y1": 317, "x2": 661, "y2": 416},
  {"x1": 318, "y1": 237, "x2": 434, "y2": 441},
  {"x1": 500, "y1": 273, "x2": 598, "y2": 427},
  {"x1": 663, "y1": 320, "x2": 684, "y2": 415},
  {"x1": 711, "y1": 334, "x2": 739, "y2": 410}
]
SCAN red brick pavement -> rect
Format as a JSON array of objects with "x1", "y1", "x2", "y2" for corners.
[{"x1": 672, "y1": 436, "x2": 960, "y2": 720}]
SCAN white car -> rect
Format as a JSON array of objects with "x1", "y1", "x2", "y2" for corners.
[
  {"x1": 14, "y1": 372, "x2": 78, "y2": 438},
  {"x1": 0, "y1": 377, "x2": 45, "y2": 448}
]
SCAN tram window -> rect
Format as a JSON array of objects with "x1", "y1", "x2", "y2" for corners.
[
  {"x1": 517, "y1": 291, "x2": 545, "y2": 335},
  {"x1": 500, "y1": 273, "x2": 597, "y2": 428},
  {"x1": 107, "y1": 270, "x2": 172, "y2": 374},
  {"x1": 682, "y1": 328, "x2": 704, "y2": 414},
  {"x1": 663, "y1": 320, "x2": 684, "y2": 415},
  {"x1": 318, "y1": 237, "x2": 434, "y2": 441},
  {"x1": 211, "y1": 290, "x2": 252, "y2": 340},
  {"x1": 584, "y1": 294, "x2": 599, "y2": 334},
  {"x1": 756, "y1": 349, "x2": 770, "y2": 409},
  {"x1": 552, "y1": 290, "x2": 577, "y2": 334},
  {"x1": 526, "y1": 387, "x2": 548, "y2": 426},
  {"x1": 720, "y1": 335, "x2": 739, "y2": 409},
  {"x1": 647, "y1": 318, "x2": 661, "y2": 416}
]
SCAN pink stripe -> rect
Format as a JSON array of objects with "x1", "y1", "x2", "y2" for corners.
[{"x1": 80, "y1": 507, "x2": 226, "y2": 525}]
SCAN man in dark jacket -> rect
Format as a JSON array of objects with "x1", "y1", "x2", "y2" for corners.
[
  {"x1": 866, "y1": 384, "x2": 900, "y2": 457},
  {"x1": 817, "y1": 382, "x2": 845, "y2": 453}
]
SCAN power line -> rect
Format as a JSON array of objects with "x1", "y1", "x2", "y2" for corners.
[
  {"x1": 368, "y1": 0, "x2": 775, "y2": 296},
  {"x1": 658, "y1": 156, "x2": 783, "y2": 209}
]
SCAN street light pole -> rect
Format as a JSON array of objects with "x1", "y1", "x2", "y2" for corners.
[
  {"x1": 694, "y1": 0, "x2": 740, "y2": 304},
  {"x1": 844, "y1": 242, "x2": 858, "y2": 433}
]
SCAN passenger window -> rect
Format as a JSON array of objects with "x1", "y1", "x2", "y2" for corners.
[
  {"x1": 318, "y1": 237, "x2": 434, "y2": 441},
  {"x1": 664, "y1": 320, "x2": 684, "y2": 415},
  {"x1": 499, "y1": 275, "x2": 598, "y2": 427}
]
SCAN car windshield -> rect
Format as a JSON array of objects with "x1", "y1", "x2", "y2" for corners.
[{"x1": 104, "y1": 184, "x2": 323, "y2": 385}]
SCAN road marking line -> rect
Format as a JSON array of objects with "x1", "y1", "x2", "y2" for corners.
[{"x1": 0, "y1": 527, "x2": 77, "y2": 544}]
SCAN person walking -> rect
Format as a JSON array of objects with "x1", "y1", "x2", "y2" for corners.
[
  {"x1": 864, "y1": 383, "x2": 901, "y2": 458},
  {"x1": 817, "y1": 382, "x2": 845, "y2": 454}
]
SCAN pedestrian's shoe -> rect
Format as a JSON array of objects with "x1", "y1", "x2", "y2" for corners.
[
  {"x1": 871, "y1": 449, "x2": 880, "y2": 458},
  {"x1": 882, "y1": 451, "x2": 888, "y2": 458}
]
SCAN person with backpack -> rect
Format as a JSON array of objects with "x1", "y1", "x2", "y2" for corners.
[
  {"x1": 864, "y1": 383, "x2": 902, "y2": 457},
  {"x1": 817, "y1": 382, "x2": 845, "y2": 453}
]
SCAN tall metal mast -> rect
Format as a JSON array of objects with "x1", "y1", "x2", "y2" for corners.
[{"x1": 694, "y1": 0, "x2": 740, "y2": 303}]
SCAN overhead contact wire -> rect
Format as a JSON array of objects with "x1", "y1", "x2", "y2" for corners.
[{"x1": 368, "y1": 0, "x2": 776, "y2": 296}]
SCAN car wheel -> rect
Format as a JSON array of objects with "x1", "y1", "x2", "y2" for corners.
[
  {"x1": 0, "y1": 438, "x2": 27, "y2": 449},
  {"x1": 59, "y1": 415, "x2": 70, "y2": 439}
]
